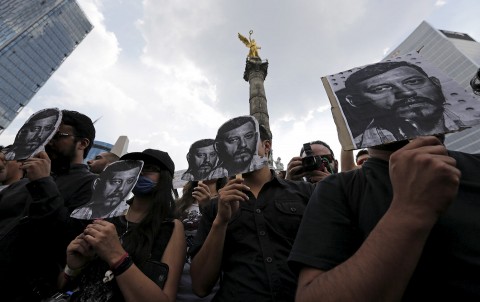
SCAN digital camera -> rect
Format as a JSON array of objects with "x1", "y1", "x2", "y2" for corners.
[{"x1": 301, "y1": 143, "x2": 329, "y2": 172}]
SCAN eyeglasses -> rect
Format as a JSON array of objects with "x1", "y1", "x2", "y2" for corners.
[
  {"x1": 52, "y1": 132, "x2": 76, "y2": 140},
  {"x1": 320, "y1": 154, "x2": 334, "y2": 163}
]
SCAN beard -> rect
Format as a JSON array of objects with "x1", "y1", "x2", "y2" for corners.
[
  {"x1": 45, "y1": 143, "x2": 76, "y2": 175},
  {"x1": 232, "y1": 148, "x2": 253, "y2": 164},
  {"x1": 196, "y1": 162, "x2": 214, "y2": 178},
  {"x1": 392, "y1": 96, "x2": 444, "y2": 123}
]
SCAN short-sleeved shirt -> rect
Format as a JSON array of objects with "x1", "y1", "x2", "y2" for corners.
[
  {"x1": 190, "y1": 172, "x2": 314, "y2": 301},
  {"x1": 289, "y1": 151, "x2": 480, "y2": 301}
]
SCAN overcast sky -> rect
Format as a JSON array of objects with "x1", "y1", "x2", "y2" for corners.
[{"x1": 1, "y1": 0, "x2": 479, "y2": 171}]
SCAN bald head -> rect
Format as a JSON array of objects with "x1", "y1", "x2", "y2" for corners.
[{"x1": 87, "y1": 152, "x2": 120, "y2": 174}]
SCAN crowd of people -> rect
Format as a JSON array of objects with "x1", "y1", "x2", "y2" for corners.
[{"x1": 0, "y1": 55, "x2": 479, "y2": 302}]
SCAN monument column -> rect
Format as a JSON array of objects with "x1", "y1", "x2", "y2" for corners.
[
  {"x1": 243, "y1": 57, "x2": 271, "y2": 138},
  {"x1": 238, "y1": 30, "x2": 275, "y2": 168}
]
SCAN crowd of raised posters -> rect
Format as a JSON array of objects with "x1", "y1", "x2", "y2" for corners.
[{"x1": 0, "y1": 53, "x2": 479, "y2": 301}]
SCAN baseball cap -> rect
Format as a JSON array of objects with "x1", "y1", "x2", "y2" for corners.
[{"x1": 120, "y1": 149, "x2": 175, "y2": 177}]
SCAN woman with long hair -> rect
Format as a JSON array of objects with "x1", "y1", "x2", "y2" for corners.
[
  {"x1": 61, "y1": 149, "x2": 185, "y2": 302},
  {"x1": 175, "y1": 178, "x2": 226, "y2": 302}
]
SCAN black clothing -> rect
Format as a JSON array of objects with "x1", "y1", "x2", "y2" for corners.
[
  {"x1": 0, "y1": 164, "x2": 96, "y2": 301},
  {"x1": 71, "y1": 216, "x2": 174, "y2": 302},
  {"x1": 289, "y1": 151, "x2": 480, "y2": 301},
  {"x1": 190, "y1": 172, "x2": 314, "y2": 302}
]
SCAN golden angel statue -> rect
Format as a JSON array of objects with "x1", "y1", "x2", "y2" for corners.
[{"x1": 238, "y1": 30, "x2": 261, "y2": 59}]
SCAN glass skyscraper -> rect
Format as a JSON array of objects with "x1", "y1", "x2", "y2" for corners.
[
  {"x1": 0, "y1": 0, "x2": 92, "y2": 133},
  {"x1": 386, "y1": 21, "x2": 480, "y2": 153}
]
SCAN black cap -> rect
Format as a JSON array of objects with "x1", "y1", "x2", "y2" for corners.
[{"x1": 120, "y1": 149, "x2": 175, "y2": 177}]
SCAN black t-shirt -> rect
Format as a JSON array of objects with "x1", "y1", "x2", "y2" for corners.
[
  {"x1": 71, "y1": 216, "x2": 174, "y2": 302},
  {"x1": 190, "y1": 172, "x2": 315, "y2": 302},
  {"x1": 289, "y1": 151, "x2": 480, "y2": 301}
]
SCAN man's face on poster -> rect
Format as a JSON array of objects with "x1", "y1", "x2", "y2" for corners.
[
  {"x1": 192, "y1": 145, "x2": 218, "y2": 177},
  {"x1": 219, "y1": 122, "x2": 257, "y2": 167},
  {"x1": 353, "y1": 66, "x2": 445, "y2": 122},
  {"x1": 15, "y1": 115, "x2": 57, "y2": 152},
  {"x1": 101, "y1": 167, "x2": 140, "y2": 207}
]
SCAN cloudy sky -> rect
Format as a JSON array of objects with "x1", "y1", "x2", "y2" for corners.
[{"x1": 1, "y1": 0, "x2": 479, "y2": 171}]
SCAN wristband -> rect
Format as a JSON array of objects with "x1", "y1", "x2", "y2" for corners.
[
  {"x1": 112, "y1": 255, "x2": 133, "y2": 276},
  {"x1": 64, "y1": 264, "x2": 83, "y2": 277}
]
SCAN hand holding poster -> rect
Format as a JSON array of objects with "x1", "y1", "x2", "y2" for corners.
[
  {"x1": 71, "y1": 160, "x2": 143, "y2": 220},
  {"x1": 5, "y1": 108, "x2": 62, "y2": 161},
  {"x1": 322, "y1": 52, "x2": 480, "y2": 150}
]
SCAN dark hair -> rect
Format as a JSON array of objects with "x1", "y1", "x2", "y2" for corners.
[
  {"x1": 259, "y1": 124, "x2": 272, "y2": 141},
  {"x1": 27, "y1": 108, "x2": 60, "y2": 123},
  {"x1": 175, "y1": 178, "x2": 227, "y2": 218},
  {"x1": 189, "y1": 139, "x2": 215, "y2": 153},
  {"x1": 344, "y1": 61, "x2": 429, "y2": 92},
  {"x1": 122, "y1": 168, "x2": 175, "y2": 265},
  {"x1": 216, "y1": 116, "x2": 256, "y2": 141},
  {"x1": 61, "y1": 110, "x2": 95, "y2": 159},
  {"x1": 355, "y1": 149, "x2": 369, "y2": 162},
  {"x1": 95, "y1": 160, "x2": 141, "y2": 185},
  {"x1": 300, "y1": 140, "x2": 335, "y2": 159}
]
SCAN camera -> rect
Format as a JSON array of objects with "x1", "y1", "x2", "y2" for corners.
[{"x1": 301, "y1": 143, "x2": 329, "y2": 172}]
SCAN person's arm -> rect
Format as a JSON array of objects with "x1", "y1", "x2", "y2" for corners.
[
  {"x1": 190, "y1": 178, "x2": 249, "y2": 297},
  {"x1": 83, "y1": 219, "x2": 185, "y2": 302},
  {"x1": 116, "y1": 219, "x2": 186, "y2": 302},
  {"x1": 340, "y1": 149, "x2": 356, "y2": 172},
  {"x1": 296, "y1": 137, "x2": 461, "y2": 302}
]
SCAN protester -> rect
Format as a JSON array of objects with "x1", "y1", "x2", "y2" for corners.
[
  {"x1": 190, "y1": 126, "x2": 315, "y2": 301},
  {"x1": 286, "y1": 140, "x2": 338, "y2": 183},
  {"x1": 60, "y1": 149, "x2": 185, "y2": 302},
  {"x1": 87, "y1": 151, "x2": 120, "y2": 174},
  {"x1": 340, "y1": 148, "x2": 369, "y2": 172},
  {"x1": 289, "y1": 136, "x2": 480, "y2": 301},
  {"x1": 175, "y1": 178, "x2": 226, "y2": 301},
  {"x1": 0, "y1": 109, "x2": 97, "y2": 301}
]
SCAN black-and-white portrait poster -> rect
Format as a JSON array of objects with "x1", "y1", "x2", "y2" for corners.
[
  {"x1": 71, "y1": 160, "x2": 143, "y2": 220},
  {"x1": 5, "y1": 108, "x2": 62, "y2": 161},
  {"x1": 181, "y1": 138, "x2": 222, "y2": 181},
  {"x1": 322, "y1": 52, "x2": 480, "y2": 150},
  {"x1": 209, "y1": 115, "x2": 268, "y2": 178}
]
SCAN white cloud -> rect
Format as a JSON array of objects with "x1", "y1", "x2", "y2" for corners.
[{"x1": 1, "y1": 0, "x2": 480, "y2": 171}]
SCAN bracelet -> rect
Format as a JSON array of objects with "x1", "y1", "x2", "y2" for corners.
[
  {"x1": 112, "y1": 255, "x2": 133, "y2": 276},
  {"x1": 111, "y1": 252, "x2": 129, "y2": 270},
  {"x1": 64, "y1": 264, "x2": 83, "y2": 277}
]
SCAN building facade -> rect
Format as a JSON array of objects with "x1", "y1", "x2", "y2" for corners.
[
  {"x1": 0, "y1": 0, "x2": 92, "y2": 133},
  {"x1": 386, "y1": 21, "x2": 480, "y2": 153},
  {"x1": 85, "y1": 136, "x2": 129, "y2": 162}
]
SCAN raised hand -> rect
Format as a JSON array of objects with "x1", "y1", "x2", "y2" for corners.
[
  {"x1": 83, "y1": 220, "x2": 127, "y2": 267},
  {"x1": 215, "y1": 178, "x2": 250, "y2": 225},
  {"x1": 389, "y1": 136, "x2": 461, "y2": 226}
]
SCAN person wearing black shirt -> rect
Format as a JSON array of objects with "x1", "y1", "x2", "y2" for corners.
[{"x1": 190, "y1": 126, "x2": 314, "y2": 301}]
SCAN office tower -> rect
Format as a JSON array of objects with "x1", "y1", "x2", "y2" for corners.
[
  {"x1": 85, "y1": 136, "x2": 130, "y2": 162},
  {"x1": 386, "y1": 21, "x2": 480, "y2": 153},
  {"x1": 0, "y1": 0, "x2": 92, "y2": 133}
]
